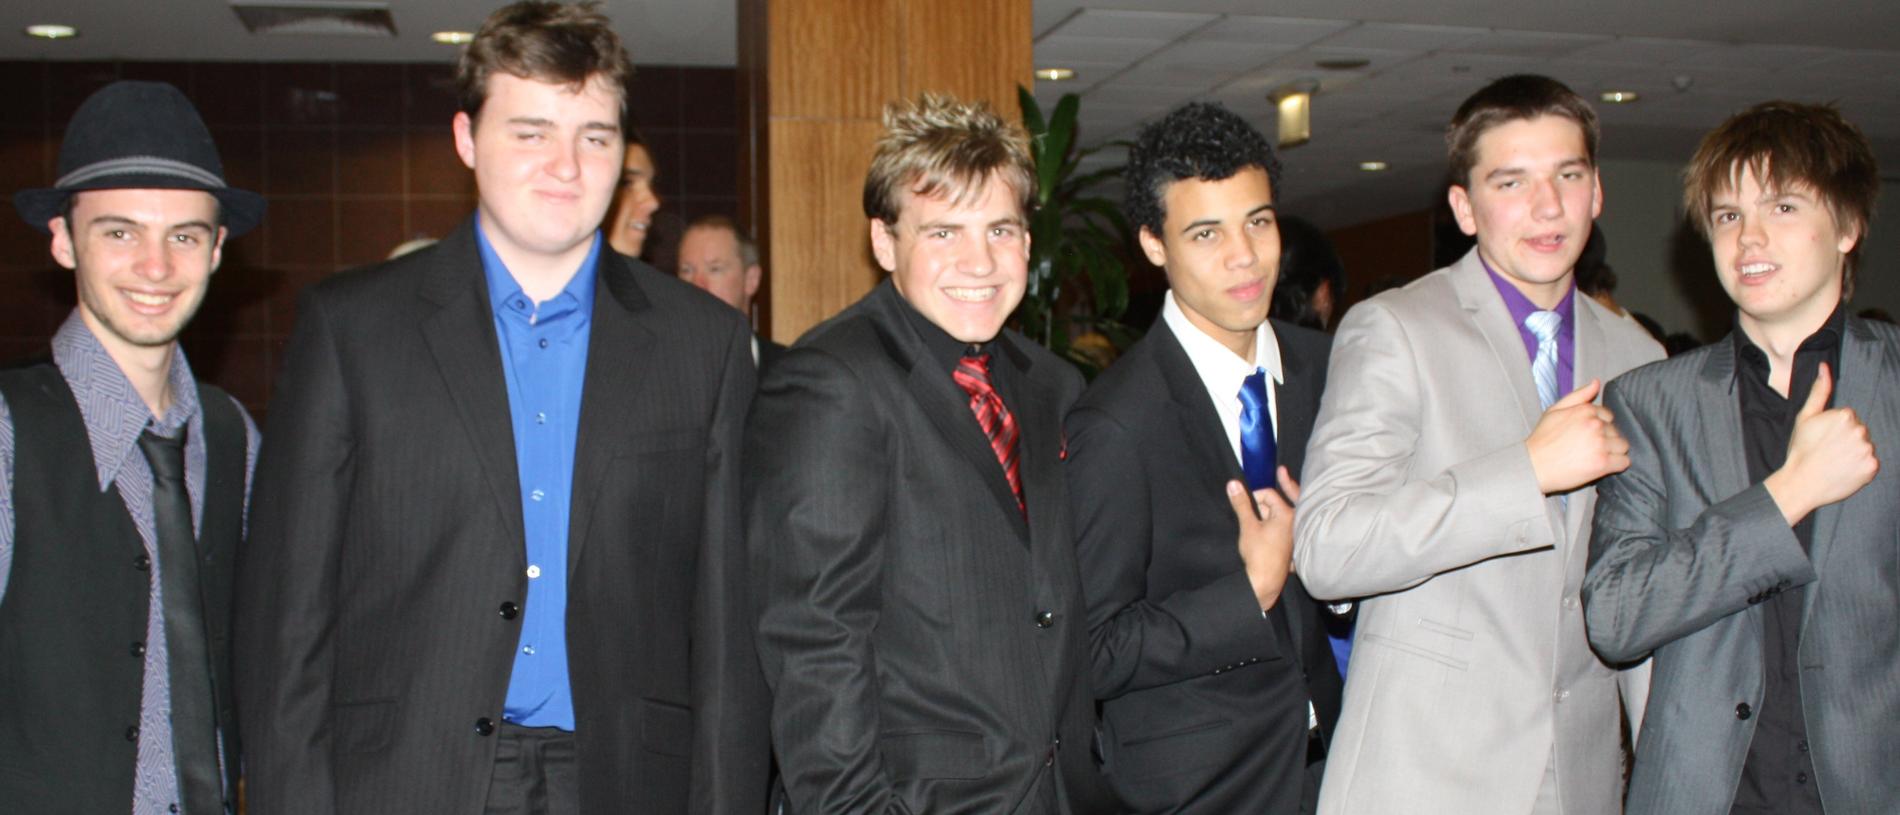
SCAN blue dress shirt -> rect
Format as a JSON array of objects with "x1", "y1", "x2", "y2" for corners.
[{"x1": 477, "y1": 222, "x2": 600, "y2": 730}]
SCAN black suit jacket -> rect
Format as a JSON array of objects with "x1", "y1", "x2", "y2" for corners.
[
  {"x1": 747, "y1": 281, "x2": 1105, "y2": 814},
  {"x1": 1066, "y1": 317, "x2": 1343, "y2": 814},
  {"x1": 236, "y1": 221, "x2": 768, "y2": 814},
  {"x1": 757, "y1": 334, "x2": 788, "y2": 371}
]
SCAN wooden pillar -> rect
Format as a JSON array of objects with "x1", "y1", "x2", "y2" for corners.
[{"x1": 738, "y1": 0, "x2": 1033, "y2": 343}]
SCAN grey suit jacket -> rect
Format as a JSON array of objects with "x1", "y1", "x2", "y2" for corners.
[
  {"x1": 1584, "y1": 316, "x2": 1900, "y2": 815},
  {"x1": 1293, "y1": 249, "x2": 1663, "y2": 815}
]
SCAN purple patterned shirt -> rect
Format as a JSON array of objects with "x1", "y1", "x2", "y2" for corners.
[{"x1": 0, "y1": 311, "x2": 260, "y2": 815}]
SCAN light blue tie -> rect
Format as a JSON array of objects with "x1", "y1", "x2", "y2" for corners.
[{"x1": 1526, "y1": 310, "x2": 1562, "y2": 411}]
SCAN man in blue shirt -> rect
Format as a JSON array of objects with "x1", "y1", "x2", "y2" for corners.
[{"x1": 236, "y1": 3, "x2": 767, "y2": 813}]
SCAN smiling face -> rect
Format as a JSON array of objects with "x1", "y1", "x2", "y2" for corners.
[
  {"x1": 1139, "y1": 166, "x2": 1278, "y2": 360},
  {"x1": 1448, "y1": 114, "x2": 1603, "y2": 308},
  {"x1": 607, "y1": 142, "x2": 661, "y2": 257},
  {"x1": 870, "y1": 172, "x2": 1029, "y2": 344},
  {"x1": 453, "y1": 71, "x2": 623, "y2": 267},
  {"x1": 51, "y1": 187, "x2": 224, "y2": 364},
  {"x1": 1709, "y1": 163, "x2": 1855, "y2": 339}
]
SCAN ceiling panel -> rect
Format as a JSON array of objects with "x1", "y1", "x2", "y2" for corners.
[{"x1": 1039, "y1": 9, "x2": 1217, "y2": 41}]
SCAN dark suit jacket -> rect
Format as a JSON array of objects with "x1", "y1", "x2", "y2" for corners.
[
  {"x1": 1066, "y1": 317, "x2": 1343, "y2": 814},
  {"x1": 1585, "y1": 317, "x2": 1900, "y2": 814},
  {"x1": 747, "y1": 281, "x2": 1104, "y2": 814},
  {"x1": 236, "y1": 221, "x2": 768, "y2": 814},
  {"x1": 757, "y1": 334, "x2": 788, "y2": 371}
]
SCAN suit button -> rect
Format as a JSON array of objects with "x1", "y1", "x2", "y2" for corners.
[
  {"x1": 133, "y1": 554, "x2": 151, "y2": 571},
  {"x1": 474, "y1": 717, "x2": 496, "y2": 736},
  {"x1": 1035, "y1": 611, "x2": 1055, "y2": 628},
  {"x1": 125, "y1": 725, "x2": 139, "y2": 741},
  {"x1": 1796, "y1": 771, "x2": 1808, "y2": 784},
  {"x1": 1746, "y1": 593, "x2": 1763, "y2": 605},
  {"x1": 499, "y1": 602, "x2": 520, "y2": 620},
  {"x1": 1736, "y1": 702, "x2": 1752, "y2": 720},
  {"x1": 130, "y1": 641, "x2": 145, "y2": 658},
  {"x1": 1798, "y1": 739, "x2": 1809, "y2": 753}
]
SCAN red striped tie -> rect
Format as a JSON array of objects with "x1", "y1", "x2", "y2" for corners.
[{"x1": 953, "y1": 353, "x2": 1023, "y2": 513}]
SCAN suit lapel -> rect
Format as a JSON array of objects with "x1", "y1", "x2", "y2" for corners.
[
  {"x1": 1273, "y1": 320, "x2": 1318, "y2": 479},
  {"x1": 419, "y1": 224, "x2": 526, "y2": 550},
  {"x1": 874, "y1": 287, "x2": 1030, "y2": 539},
  {"x1": 1806, "y1": 318, "x2": 1887, "y2": 589},
  {"x1": 1009, "y1": 339, "x2": 1063, "y2": 554},
  {"x1": 567, "y1": 255, "x2": 657, "y2": 572},
  {"x1": 1564, "y1": 298, "x2": 1613, "y2": 539},
  {"x1": 1449, "y1": 251, "x2": 1544, "y2": 432},
  {"x1": 1695, "y1": 335, "x2": 1752, "y2": 502}
]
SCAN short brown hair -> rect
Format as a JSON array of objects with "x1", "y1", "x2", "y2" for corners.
[
  {"x1": 862, "y1": 93, "x2": 1035, "y2": 226},
  {"x1": 455, "y1": 1, "x2": 633, "y2": 124},
  {"x1": 1446, "y1": 74, "x2": 1599, "y2": 187},
  {"x1": 1682, "y1": 101, "x2": 1878, "y2": 294},
  {"x1": 685, "y1": 214, "x2": 760, "y2": 269}
]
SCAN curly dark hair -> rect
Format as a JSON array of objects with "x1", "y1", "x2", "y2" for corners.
[{"x1": 1123, "y1": 102, "x2": 1280, "y2": 237}]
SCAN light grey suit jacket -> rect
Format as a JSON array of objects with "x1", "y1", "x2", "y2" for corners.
[
  {"x1": 1583, "y1": 316, "x2": 1900, "y2": 815},
  {"x1": 1293, "y1": 249, "x2": 1663, "y2": 815}
]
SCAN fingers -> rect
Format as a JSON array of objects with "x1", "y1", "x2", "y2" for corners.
[
  {"x1": 1799, "y1": 363, "x2": 1833, "y2": 419},
  {"x1": 1226, "y1": 479, "x2": 1261, "y2": 524},
  {"x1": 1276, "y1": 466, "x2": 1302, "y2": 505},
  {"x1": 1254, "y1": 483, "x2": 1293, "y2": 520},
  {"x1": 1552, "y1": 378, "x2": 1603, "y2": 410}
]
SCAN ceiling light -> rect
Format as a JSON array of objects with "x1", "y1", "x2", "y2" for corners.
[
  {"x1": 1600, "y1": 90, "x2": 1640, "y2": 104},
  {"x1": 1315, "y1": 58, "x2": 1369, "y2": 71},
  {"x1": 1270, "y1": 79, "x2": 1320, "y2": 149},
  {"x1": 24, "y1": 24, "x2": 78, "y2": 39},
  {"x1": 1035, "y1": 68, "x2": 1075, "y2": 82},
  {"x1": 431, "y1": 30, "x2": 474, "y2": 45},
  {"x1": 1359, "y1": 161, "x2": 1388, "y2": 172}
]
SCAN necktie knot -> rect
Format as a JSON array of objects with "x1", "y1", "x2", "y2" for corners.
[
  {"x1": 1525, "y1": 309, "x2": 1561, "y2": 343},
  {"x1": 137, "y1": 429, "x2": 188, "y2": 484},
  {"x1": 954, "y1": 353, "x2": 993, "y2": 387}
]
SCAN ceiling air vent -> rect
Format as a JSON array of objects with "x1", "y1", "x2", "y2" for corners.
[{"x1": 230, "y1": 2, "x2": 398, "y2": 37}]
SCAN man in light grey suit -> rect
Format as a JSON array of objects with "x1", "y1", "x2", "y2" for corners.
[
  {"x1": 1293, "y1": 75, "x2": 1663, "y2": 814},
  {"x1": 1584, "y1": 101, "x2": 1895, "y2": 815}
]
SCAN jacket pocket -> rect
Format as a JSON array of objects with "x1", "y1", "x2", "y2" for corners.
[{"x1": 880, "y1": 729, "x2": 988, "y2": 781}]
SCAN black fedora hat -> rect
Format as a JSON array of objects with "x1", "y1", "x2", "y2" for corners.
[{"x1": 13, "y1": 80, "x2": 265, "y2": 236}]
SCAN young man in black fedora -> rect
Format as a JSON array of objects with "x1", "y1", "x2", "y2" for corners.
[{"x1": 0, "y1": 80, "x2": 265, "y2": 815}]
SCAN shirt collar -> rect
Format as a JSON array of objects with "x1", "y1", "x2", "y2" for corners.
[
  {"x1": 1735, "y1": 301, "x2": 1846, "y2": 373},
  {"x1": 475, "y1": 219, "x2": 602, "y2": 323},
  {"x1": 1161, "y1": 290, "x2": 1283, "y2": 387},
  {"x1": 50, "y1": 310, "x2": 198, "y2": 492},
  {"x1": 1481, "y1": 255, "x2": 1576, "y2": 328},
  {"x1": 892, "y1": 281, "x2": 1006, "y2": 373}
]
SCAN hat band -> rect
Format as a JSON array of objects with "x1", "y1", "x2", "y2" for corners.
[{"x1": 57, "y1": 155, "x2": 226, "y2": 190}]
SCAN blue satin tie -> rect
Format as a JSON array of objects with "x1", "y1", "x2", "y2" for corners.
[{"x1": 1238, "y1": 368, "x2": 1276, "y2": 491}]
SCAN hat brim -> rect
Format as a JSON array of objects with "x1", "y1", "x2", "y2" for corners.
[{"x1": 14, "y1": 180, "x2": 265, "y2": 238}]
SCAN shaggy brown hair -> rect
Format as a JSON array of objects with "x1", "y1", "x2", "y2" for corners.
[
  {"x1": 1446, "y1": 74, "x2": 1599, "y2": 188},
  {"x1": 862, "y1": 93, "x2": 1035, "y2": 226}
]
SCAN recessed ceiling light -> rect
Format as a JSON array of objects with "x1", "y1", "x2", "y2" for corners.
[
  {"x1": 1359, "y1": 161, "x2": 1388, "y2": 172},
  {"x1": 431, "y1": 30, "x2": 474, "y2": 45},
  {"x1": 1600, "y1": 90, "x2": 1640, "y2": 104},
  {"x1": 1315, "y1": 58, "x2": 1369, "y2": 71},
  {"x1": 1035, "y1": 68, "x2": 1075, "y2": 82},
  {"x1": 25, "y1": 24, "x2": 78, "y2": 40}
]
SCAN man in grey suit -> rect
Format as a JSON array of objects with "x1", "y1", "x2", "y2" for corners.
[
  {"x1": 1293, "y1": 75, "x2": 1663, "y2": 814},
  {"x1": 1584, "y1": 101, "x2": 1895, "y2": 814}
]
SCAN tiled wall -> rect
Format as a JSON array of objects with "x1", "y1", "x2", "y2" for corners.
[{"x1": 0, "y1": 60, "x2": 740, "y2": 420}]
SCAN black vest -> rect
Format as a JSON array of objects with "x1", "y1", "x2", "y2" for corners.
[{"x1": 0, "y1": 360, "x2": 245, "y2": 813}]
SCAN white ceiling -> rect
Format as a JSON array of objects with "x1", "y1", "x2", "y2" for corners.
[{"x1": 4, "y1": 1, "x2": 1897, "y2": 228}]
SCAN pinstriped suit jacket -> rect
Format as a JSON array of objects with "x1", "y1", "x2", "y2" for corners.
[{"x1": 1584, "y1": 316, "x2": 1900, "y2": 815}]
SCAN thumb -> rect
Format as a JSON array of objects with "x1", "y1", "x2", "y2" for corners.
[
  {"x1": 1800, "y1": 363, "x2": 1833, "y2": 419},
  {"x1": 1552, "y1": 378, "x2": 1602, "y2": 410},
  {"x1": 1226, "y1": 480, "x2": 1261, "y2": 524},
  {"x1": 1254, "y1": 484, "x2": 1293, "y2": 520}
]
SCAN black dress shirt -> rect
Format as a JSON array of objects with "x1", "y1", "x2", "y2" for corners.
[{"x1": 1730, "y1": 306, "x2": 1842, "y2": 815}]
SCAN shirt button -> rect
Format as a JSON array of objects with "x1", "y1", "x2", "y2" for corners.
[
  {"x1": 133, "y1": 554, "x2": 151, "y2": 571},
  {"x1": 512, "y1": 298, "x2": 527, "y2": 310},
  {"x1": 1554, "y1": 689, "x2": 1569, "y2": 702},
  {"x1": 475, "y1": 717, "x2": 496, "y2": 736},
  {"x1": 1035, "y1": 611, "x2": 1055, "y2": 628},
  {"x1": 170, "y1": 805, "x2": 179, "y2": 814},
  {"x1": 130, "y1": 641, "x2": 145, "y2": 658},
  {"x1": 538, "y1": 338, "x2": 549, "y2": 349},
  {"x1": 535, "y1": 412, "x2": 547, "y2": 424},
  {"x1": 499, "y1": 602, "x2": 520, "y2": 620},
  {"x1": 527, "y1": 564, "x2": 542, "y2": 579},
  {"x1": 523, "y1": 645, "x2": 536, "y2": 655},
  {"x1": 530, "y1": 489, "x2": 545, "y2": 502},
  {"x1": 1735, "y1": 702, "x2": 1752, "y2": 720}
]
